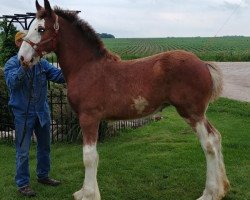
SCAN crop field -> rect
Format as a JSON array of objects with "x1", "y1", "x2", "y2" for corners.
[{"x1": 103, "y1": 36, "x2": 250, "y2": 61}]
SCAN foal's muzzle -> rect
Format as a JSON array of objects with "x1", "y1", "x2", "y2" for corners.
[{"x1": 20, "y1": 55, "x2": 39, "y2": 68}]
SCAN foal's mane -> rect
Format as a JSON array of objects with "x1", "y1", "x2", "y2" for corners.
[{"x1": 37, "y1": 6, "x2": 120, "y2": 61}]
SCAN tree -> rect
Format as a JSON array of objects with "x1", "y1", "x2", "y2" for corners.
[
  {"x1": 98, "y1": 33, "x2": 115, "y2": 38},
  {"x1": 0, "y1": 19, "x2": 18, "y2": 67}
]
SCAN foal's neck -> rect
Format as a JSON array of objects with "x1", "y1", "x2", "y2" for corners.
[{"x1": 56, "y1": 19, "x2": 103, "y2": 81}]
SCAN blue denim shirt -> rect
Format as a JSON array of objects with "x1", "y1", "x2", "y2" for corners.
[{"x1": 4, "y1": 55, "x2": 65, "y2": 127}]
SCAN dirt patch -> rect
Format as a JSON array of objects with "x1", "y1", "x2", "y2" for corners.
[{"x1": 215, "y1": 62, "x2": 250, "y2": 102}]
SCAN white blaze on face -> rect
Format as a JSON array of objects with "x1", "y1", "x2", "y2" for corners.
[{"x1": 18, "y1": 18, "x2": 45, "y2": 64}]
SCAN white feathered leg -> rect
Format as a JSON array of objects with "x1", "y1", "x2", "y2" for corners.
[
  {"x1": 195, "y1": 120, "x2": 229, "y2": 200},
  {"x1": 73, "y1": 144, "x2": 100, "y2": 200}
]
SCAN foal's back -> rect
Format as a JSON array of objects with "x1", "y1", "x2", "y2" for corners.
[{"x1": 98, "y1": 50, "x2": 212, "y2": 120}]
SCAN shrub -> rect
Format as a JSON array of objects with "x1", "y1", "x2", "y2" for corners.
[
  {"x1": 0, "y1": 19, "x2": 18, "y2": 67},
  {"x1": 0, "y1": 68, "x2": 14, "y2": 130}
]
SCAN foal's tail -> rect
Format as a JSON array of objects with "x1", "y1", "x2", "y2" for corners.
[{"x1": 206, "y1": 62, "x2": 223, "y2": 102}]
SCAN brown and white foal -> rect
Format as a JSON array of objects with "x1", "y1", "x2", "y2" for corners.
[{"x1": 18, "y1": 0, "x2": 230, "y2": 199}]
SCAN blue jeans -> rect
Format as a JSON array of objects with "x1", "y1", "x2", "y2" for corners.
[{"x1": 14, "y1": 115, "x2": 51, "y2": 188}]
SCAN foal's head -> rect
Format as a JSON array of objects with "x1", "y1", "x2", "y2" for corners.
[
  {"x1": 18, "y1": 0, "x2": 59, "y2": 67},
  {"x1": 19, "y1": 0, "x2": 120, "y2": 67}
]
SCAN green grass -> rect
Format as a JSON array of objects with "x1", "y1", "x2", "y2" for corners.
[
  {"x1": 103, "y1": 36, "x2": 250, "y2": 61},
  {"x1": 0, "y1": 98, "x2": 249, "y2": 200}
]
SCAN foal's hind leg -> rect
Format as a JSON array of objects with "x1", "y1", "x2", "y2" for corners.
[
  {"x1": 73, "y1": 114, "x2": 100, "y2": 200},
  {"x1": 194, "y1": 119, "x2": 229, "y2": 200},
  {"x1": 176, "y1": 108, "x2": 229, "y2": 200}
]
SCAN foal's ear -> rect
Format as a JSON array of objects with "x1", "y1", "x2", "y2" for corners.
[
  {"x1": 36, "y1": 0, "x2": 42, "y2": 11},
  {"x1": 44, "y1": 0, "x2": 52, "y2": 13}
]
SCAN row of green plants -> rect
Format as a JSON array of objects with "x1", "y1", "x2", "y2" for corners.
[{"x1": 103, "y1": 37, "x2": 250, "y2": 61}]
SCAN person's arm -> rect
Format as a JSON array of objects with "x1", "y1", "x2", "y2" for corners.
[
  {"x1": 42, "y1": 60, "x2": 65, "y2": 83},
  {"x1": 4, "y1": 57, "x2": 27, "y2": 90}
]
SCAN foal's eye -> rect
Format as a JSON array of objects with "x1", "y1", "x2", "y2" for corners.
[{"x1": 38, "y1": 26, "x2": 45, "y2": 33}]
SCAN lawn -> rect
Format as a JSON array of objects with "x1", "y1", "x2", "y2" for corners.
[{"x1": 0, "y1": 98, "x2": 249, "y2": 200}]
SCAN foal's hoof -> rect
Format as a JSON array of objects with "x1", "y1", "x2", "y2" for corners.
[
  {"x1": 73, "y1": 189, "x2": 100, "y2": 200},
  {"x1": 73, "y1": 189, "x2": 83, "y2": 200},
  {"x1": 196, "y1": 190, "x2": 223, "y2": 200},
  {"x1": 197, "y1": 196, "x2": 212, "y2": 200},
  {"x1": 197, "y1": 194, "x2": 214, "y2": 200}
]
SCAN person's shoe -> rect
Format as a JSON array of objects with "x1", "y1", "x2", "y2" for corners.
[
  {"x1": 37, "y1": 177, "x2": 61, "y2": 186},
  {"x1": 18, "y1": 185, "x2": 36, "y2": 197}
]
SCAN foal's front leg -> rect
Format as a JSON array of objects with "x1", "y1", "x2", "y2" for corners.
[{"x1": 73, "y1": 115, "x2": 100, "y2": 200}]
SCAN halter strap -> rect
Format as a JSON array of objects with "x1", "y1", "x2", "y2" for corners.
[{"x1": 23, "y1": 14, "x2": 59, "y2": 57}]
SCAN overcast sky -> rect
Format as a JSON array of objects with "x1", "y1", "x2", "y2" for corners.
[{"x1": 1, "y1": 0, "x2": 249, "y2": 38}]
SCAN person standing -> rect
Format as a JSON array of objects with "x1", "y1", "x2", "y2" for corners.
[{"x1": 4, "y1": 31, "x2": 65, "y2": 197}]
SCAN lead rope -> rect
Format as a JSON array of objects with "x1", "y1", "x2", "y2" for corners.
[{"x1": 19, "y1": 66, "x2": 35, "y2": 147}]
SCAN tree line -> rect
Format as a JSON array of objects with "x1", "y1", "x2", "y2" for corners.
[{"x1": 98, "y1": 33, "x2": 115, "y2": 38}]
